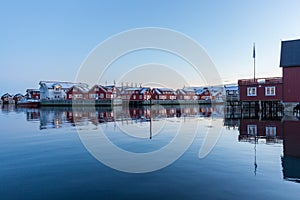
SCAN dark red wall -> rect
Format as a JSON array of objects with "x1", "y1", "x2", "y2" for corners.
[
  {"x1": 239, "y1": 119, "x2": 283, "y2": 138},
  {"x1": 283, "y1": 67, "x2": 300, "y2": 102},
  {"x1": 283, "y1": 121, "x2": 300, "y2": 158},
  {"x1": 239, "y1": 83, "x2": 283, "y2": 101}
]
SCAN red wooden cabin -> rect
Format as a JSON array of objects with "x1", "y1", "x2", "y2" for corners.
[
  {"x1": 26, "y1": 89, "x2": 40, "y2": 100},
  {"x1": 151, "y1": 88, "x2": 176, "y2": 100},
  {"x1": 238, "y1": 77, "x2": 283, "y2": 102},
  {"x1": 66, "y1": 85, "x2": 89, "y2": 100},
  {"x1": 88, "y1": 84, "x2": 113, "y2": 100},
  {"x1": 121, "y1": 87, "x2": 151, "y2": 101}
]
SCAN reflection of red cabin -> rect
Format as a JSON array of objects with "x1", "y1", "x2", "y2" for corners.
[
  {"x1": 66, "y1": 85, "x2": 89, "y2": 100},
  {"x1": 283, "y1": 121, "x2": 300, "y2": 158},
  {"x1": 88, "y1": 85, "x2": 113, "y2": 100},
  {"x1": 238, "y1": 77, "x2": 283, "y2": 102},
  {"x1": 121, "y1": 87, "x2": 152, "y2": 101},
  {"x1": 239, "y1": 119, "x2": 283, "y2": 142},
  {"x1": 26, "y1": 89, "x2": 40, "y2": 100},
  {"x1": 151, "y1": 88, "x2": 176, "y2": 100}
]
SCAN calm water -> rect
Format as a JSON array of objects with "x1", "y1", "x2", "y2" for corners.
[{"x1": 0, "y1": 104, "x2": 300, "y2": 199}]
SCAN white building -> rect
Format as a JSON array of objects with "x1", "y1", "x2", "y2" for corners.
[{"x1": 39, "y1": 81, "x2": 89, "y2": 100}]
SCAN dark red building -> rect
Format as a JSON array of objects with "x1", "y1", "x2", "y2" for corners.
[
  {"x1": 25, "y1": 89, "x2": 40, "y2": 100},
  {"x1": 13, "y1": 93, "x2": 24, "y2": 103},
  {"x1": 121, "y1": 87, "x2": 152, "y2": 101},
  {"x1": 151, "y1": 88, "x2": 176, "y2": 100},
  {"x1": 238, "y1": 77, "x2": 283, "y2": 102},
  {"x1": 66, "y1": 85, "x2": 89, "y2": 100},
  {"x1": 280, "y1": 39, "x2": 300, "y2": 103},
  {"x1": 88, "y1": 84, "x2": 113, "y2": 100}
]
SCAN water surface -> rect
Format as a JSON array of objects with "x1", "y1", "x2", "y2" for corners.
[{"x1": 0, "y1": 105, "x2": 299, "y2": 199}]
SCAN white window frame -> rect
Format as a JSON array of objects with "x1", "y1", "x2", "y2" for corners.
[
  {"x1": 265, "y1": 86, "x2": 276, "y2": 96},
  {"x1": 266, "y1": 127, "x2": 276, "y2": 138},
  {"x1": 247, "y1": 87, "x2": 257, "y2": 96},
  {"x1": 247, "y1": 125, "x2": 257, "y2": 136}
]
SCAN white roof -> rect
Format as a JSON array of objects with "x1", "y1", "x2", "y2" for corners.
[
  {"x1": 224, "y1": 85, "x2": 238, "y2": 91},
  {"x1": 72, "y1": 85, "x2": 89, "y2": 93},
  {"x1": 124, "y1": 87, "x2": 142, "y2": 91},
  {"x1": 140, "y1": 87, "x2": 150, "y2": 94},
  {"x1": 39, "y1": 81, "x2": 88, "y2": 90}
]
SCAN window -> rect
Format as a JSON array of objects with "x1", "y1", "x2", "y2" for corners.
[
  {"x1": 73, "y1": 88, "x2": 77, "y2": 92},
  {"x1": 247, "y1": 87, "x2": 257, "y2": 96},
  {"x1": 247, "y1": 125, "x2": 257, "y2": 136},
  {"x1": 100, "y1": 93, "x2": 104, "y2": 99},
  {"x1": 265, "y1": 86, "x2": 276, "y2": 96},
  {"x1": 266, "y1": 127, "x2": 276, "y2": 138}
]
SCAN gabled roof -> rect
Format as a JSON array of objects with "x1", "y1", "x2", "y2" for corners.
[
  {"x1": 140, "y1": 87, "x2": 150, "y2": 94},
  {"x1": 153, "y1": 88, "x2": 175, "y2": 95},
  {"x1": 1, "y1": 93, "x2": 12, "y2": 97},
  {"x1": 280, "y1": 39, "x2": 300, "y2": 67},
  {"x1": 13, "y1": 93, "x2": 24, "y2": 98},
  {"x1": 90, "y1": 84, "x2": 107, "y2": 93},
  {"x1": 69, "y1": 85, "x2": 89, "y2": 93},
  {"x1": 176, "y1": 89, "x2": 186, "y2": 95}
]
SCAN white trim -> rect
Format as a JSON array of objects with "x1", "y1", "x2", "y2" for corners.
[
  {"x1": 266, "y1": 127, "x2": 276, "y2": 138},
  {"x1": 265, "y1": 86, "x2": 276, "y2": 96},
  {"x1": 247, "y1": 87, "x2": 257, "y2": 96}
]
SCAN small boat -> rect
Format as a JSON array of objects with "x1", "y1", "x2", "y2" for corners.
[{"x1": 17, "y1": 99, "x2": 40, "y2": 108}]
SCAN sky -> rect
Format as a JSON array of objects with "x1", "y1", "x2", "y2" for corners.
[{"x1": 1, "y1": 0, "x2": 300, "y2": 94}]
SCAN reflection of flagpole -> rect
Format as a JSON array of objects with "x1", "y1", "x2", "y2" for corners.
[
  {"x1": 150, "y1": 105, "x2": 152, "y2": 139},
  {"x1": 254, "y1": 136, "x2": 257, "y2": 176}
]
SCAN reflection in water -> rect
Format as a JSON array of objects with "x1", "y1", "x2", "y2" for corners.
[
  {"x1": 18, "y1": 105, "x2": 221, "y2": 130},
  {"x1": 3, "y1": 104, "x2": 300, "y2": 184},
  {"x1": 225, "y1": 113, "x2": 300, "y2": 184},
  {"x1": 282, "y1": 120, "x2": 300, "y2": 183},
  {"x1": 238, "y1": 119, "x2": 283, "y2": 144}
]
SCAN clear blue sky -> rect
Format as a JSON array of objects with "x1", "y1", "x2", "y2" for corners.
[{"x1": 1, "y1": 0, "x2": 300, "y2": 94}]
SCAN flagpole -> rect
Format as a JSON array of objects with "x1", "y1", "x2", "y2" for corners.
[{"x1": 253, "y1": 43, "x2": 256, "y2": 82}]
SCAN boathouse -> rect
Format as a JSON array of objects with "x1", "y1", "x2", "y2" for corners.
[
  {"x1": 151, "y1": 88, "x2": 176, "y2": 100},
  {"x1": 87, "y1": 84, "x2": 111, "y2": 100},
  {"x1": 121, "y1": 87, "x2": 152, "y2": 101},
  {"x1": 13, "y1": 93, "x2": 24, "y2": 103},
  {"x1": 66, "y1": 85, "x2": 89, "y2": 100},
  {"x1": 25, "y1": 89, "x2": 40, "y2": 100},
  {"x1": 1, "y1": 93, "x2": 14, "y2": 104},
  {"x1": 238, "y1": 77, "x2": 283, "y2": 118},
  {"x1": 176, "y1": 88, "x2": 198, "y2": 100}
]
